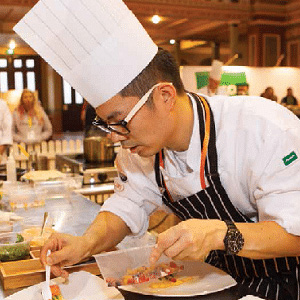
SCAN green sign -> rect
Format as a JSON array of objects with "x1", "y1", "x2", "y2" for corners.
[{"x1": 195, "y1": 71, "x2": 248, "y2": 89}]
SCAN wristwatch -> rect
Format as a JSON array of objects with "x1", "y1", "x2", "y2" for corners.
[{"x1": 223, "y1": 220, "x2": 244, "y2": 255}]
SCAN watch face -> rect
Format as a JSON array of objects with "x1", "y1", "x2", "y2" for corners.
[{"x1": 225, "y1": 229, "x2": 244, "y2": 255}]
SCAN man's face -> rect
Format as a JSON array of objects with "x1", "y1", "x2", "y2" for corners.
[{"x1": 95, "y1": 89, "x2": 174, "y2": 157}]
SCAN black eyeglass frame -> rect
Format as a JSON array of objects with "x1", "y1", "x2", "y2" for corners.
[{"x1": 92, "y1": 117, "x2": 130, "y2": 136}]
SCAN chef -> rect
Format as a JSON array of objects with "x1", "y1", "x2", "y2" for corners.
[
  {"x1": 198, "y1": 60, "x2": 227, "y2": 96},
  {"x1": 15, "y1": 0, "x2": 300, "y2": 299}
]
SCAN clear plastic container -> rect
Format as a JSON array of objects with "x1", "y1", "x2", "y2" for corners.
[
  {"x1": 0, "y1": 232, "x2": 30, "y2": 261},
  {"x1": 94, "y1": 245, "x2": 184, "y2": 287},
  {"x1": 34, "y1": 180, "x2": 70, "y2": 199},
  {"x1": 7, "y1": 186, "x2": 46, "y2": 209}
]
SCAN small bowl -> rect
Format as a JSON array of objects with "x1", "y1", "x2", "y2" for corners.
[{"x1": 0, "y1": 232, "x2": 30, "y2": 262}]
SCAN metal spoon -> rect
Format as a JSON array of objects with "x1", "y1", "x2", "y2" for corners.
[{"x1": 41, "y1": 212, "x2": 48, "y2": 236}]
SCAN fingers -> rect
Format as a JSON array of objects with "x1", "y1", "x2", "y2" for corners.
[
  {"x1": 150, "y1": 219, "x2": 211, "y2": 263},
  {"x1": 48, "y1": 245, "x2": 77, "y2": 267},
  {"x1": 50, "y1": 265, "x2": 69, "y2": 278},
  {"x1": 150, "y1": 225, "x2": 182, "y2": 264},
  {"x1": 40, "y1": 233, "x2": 72, "y2": 278}
]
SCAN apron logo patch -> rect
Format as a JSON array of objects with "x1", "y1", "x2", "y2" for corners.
[
  {"x1": 283, "y1": 151, "x2": 298, "y2": 166},
  {"x1": 114, "y1": 179, "x2": 124, "y2": 192}
]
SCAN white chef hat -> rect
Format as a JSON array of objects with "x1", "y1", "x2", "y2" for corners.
[
  {"x1": 210, "y1": 60, "x2": 223, "y2": 81},
  {"x1": 14, "y1": 0, "x2": 158, "y2": 108}
]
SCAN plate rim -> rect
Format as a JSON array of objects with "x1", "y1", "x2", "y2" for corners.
[{"x1": 118, "y1": 264, "x2": 237, "y2": 297}]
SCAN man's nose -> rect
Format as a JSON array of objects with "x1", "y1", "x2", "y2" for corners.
[{"x1": 107, "y1": 132, "x2": 127, "y2": 143}]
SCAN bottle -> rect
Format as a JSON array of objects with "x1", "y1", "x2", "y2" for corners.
[{"x1": 6, "y1": 148, "x2": 17, "y2": 182}]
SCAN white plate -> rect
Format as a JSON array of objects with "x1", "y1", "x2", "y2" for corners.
[
  {"x1": 5, "y1": 271, "x2": 124, "y2": 300},
  {"x1": 119, "y1": 261, "x2": 237, "y2": 297}
]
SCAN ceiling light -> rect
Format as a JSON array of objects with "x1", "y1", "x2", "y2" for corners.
[
  {"x1": 6, "y1": 40, "x2": 16, "y2": 55},
  {"x1": 151, "y1": 15, "x2": 161, "y2": 24},
  {"x1": 169, "y1": 39, "x2": 176, "y2": 45},
  {"x1": 9, "y1": 40, "x2": 16, "y2": 50}
]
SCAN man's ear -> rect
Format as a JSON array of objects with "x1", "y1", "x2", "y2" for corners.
[{"x1": 158, "y1": 83, "x2": 176, "y2": 110}]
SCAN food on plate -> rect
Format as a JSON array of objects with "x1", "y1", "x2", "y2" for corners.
[
  {"x1": 50, "y1": 284, "x2": 66, "y2": 300},
  {"x1": 0, "y1": 233, "x2": 30, "y2": 261},
  {"x1": 106, "y1": 261, "x2": 184, "y2": 287},
  {"x1": 148, "y1": 274, "x2": 196, "y2": 289}
]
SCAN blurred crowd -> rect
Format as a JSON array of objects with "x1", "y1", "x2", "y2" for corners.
[{"x1": 260, "y1": 86, "x2": 298, "y2": 105}]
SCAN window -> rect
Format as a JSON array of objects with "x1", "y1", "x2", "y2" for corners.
[
  {"x1": 13, "y1": 59, "x2": 22, "y2": 68},
  {"x1": 0, "y1": 59, "x2": 7, "y2": 68},
  {"x1": 62, "y1": 79, "x2": 84, "y2": 105},
  {"x1": 63, "y1": 80, "x2": 72, "y2": 105},
  {"x1": 0, "y1": 72, "x2": 8, "y2": 92},
  {"x1": 14, "y1": 72, "x2": 23, "y2": 90},
  {"x1": 0, "y1": 55, "x2": 42, "y2": 98}
]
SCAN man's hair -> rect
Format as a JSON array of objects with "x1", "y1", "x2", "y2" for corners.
[{"x1": 119, "y1": 48, "x2": 185, "y2": 103}]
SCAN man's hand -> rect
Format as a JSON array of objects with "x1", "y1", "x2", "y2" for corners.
[
  {"x1": 150, "y1": 219, "x2": 226, "y2": 264},
  {"x1": 40, "y1": 233, "x2": 92, "y2": 278}
]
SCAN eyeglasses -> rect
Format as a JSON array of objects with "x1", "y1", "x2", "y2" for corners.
[{"x1": 92, "y1": 82, "x2": 172, "y2": 136}]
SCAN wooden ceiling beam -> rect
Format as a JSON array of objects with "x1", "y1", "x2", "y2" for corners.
[
  {"x1": 0, "y1": 0, "x2": 37, "y2": 7},
  {"x1": 2, "y1": 8, "x2": 14, "y2": 21},
  {"x1": 176, "y1": 21, "x2": 227, "y2": 39},
  {"x1": 125, "y1": 2, "x2": 250, "y2": 22}
]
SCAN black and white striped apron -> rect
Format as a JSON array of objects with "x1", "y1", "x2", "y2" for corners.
[{"x1": 154, "y1": 92, "x2": 300, "y2": 300}]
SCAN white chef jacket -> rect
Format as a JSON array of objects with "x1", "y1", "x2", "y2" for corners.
[
  {"x1": 0, "y1": 99, "x2": 13, "y2": 163},
  {"x1": 101, "y1": 94, "x2": 300, "y2": 238}
]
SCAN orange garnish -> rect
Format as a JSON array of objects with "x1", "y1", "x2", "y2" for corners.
[{"x1": 50, "y1": 284, "x2": 65, "y2": 299}]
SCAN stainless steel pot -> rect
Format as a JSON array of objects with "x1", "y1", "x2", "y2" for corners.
[{"x1": 83, "y1": 136, "x2": 115, "y2": 163}]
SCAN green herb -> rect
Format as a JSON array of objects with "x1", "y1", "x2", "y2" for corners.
[
  {"x1": 0, "y1": 234, "x2": 29, "y2": 261},
  {"x1": 16, "y1": 234, "x2": 24, "y2": 243}
]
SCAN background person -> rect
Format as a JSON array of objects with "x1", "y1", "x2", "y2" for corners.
[
  {"x1": 260, "y1": 86, "x2": 278, "y2": 102},
  {"x1": 281, "y1": 87, "x2": 298, "y2": 106},
  {"x1": 198, "y1": 60, "x2": 227, "y2": 96},
  {"x1": 12, "y1": 89, "x2": 52, "y2": 144}
]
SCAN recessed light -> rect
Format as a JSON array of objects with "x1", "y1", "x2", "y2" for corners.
[{"x1": 151, "y1": 15, "x2": 161, "y2": 24}]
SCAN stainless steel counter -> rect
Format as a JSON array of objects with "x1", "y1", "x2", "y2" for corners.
[
  {"x1": 75, "y1": 183, "x2": 114, "y2": 204},
  {"x1": 0, "y1": 192, "x2": 101, "y2": 299},
  {"x1": 0, "y1": 192, "x2": 264, "y2": 300}
]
